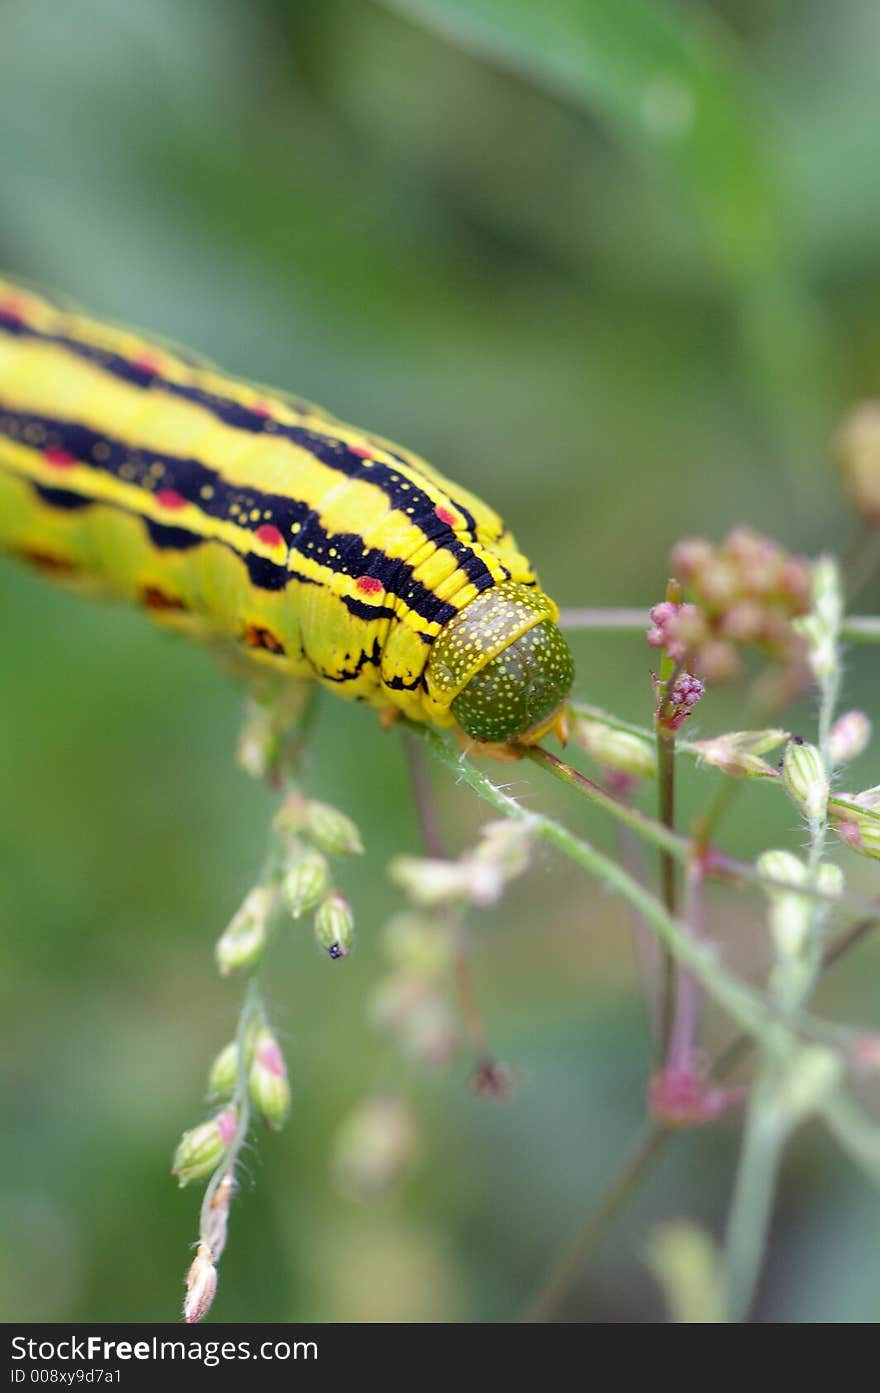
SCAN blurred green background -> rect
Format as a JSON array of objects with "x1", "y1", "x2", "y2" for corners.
[{"x1": 2, "y1": 0, "x2": 880, "y2": 1323}]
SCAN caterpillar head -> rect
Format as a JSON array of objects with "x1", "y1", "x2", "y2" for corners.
[{"x1": 426, "y1": 581, "x2": 575, "y2": 746}]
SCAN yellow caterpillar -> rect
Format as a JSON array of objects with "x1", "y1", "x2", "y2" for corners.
[{"x1": 0, "y1": 279, "x2": 573, "y2": 745}]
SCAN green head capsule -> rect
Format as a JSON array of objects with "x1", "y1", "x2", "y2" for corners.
[{"x1": 426, "y1": 581, "x2": 575, "y2": 745}]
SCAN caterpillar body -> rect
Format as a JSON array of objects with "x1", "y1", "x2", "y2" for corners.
[{"x1": 0, "y1": 279, "x2": 574, "y2": 745}]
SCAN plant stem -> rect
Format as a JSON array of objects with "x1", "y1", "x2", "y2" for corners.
[
  {"x1": 516, "y1": 904, "x2": 880, "y2": 1322},
  {"x1": 524, "y1": 745, "x2": 685, "y2": 858},
  {"x1": 531, "y1": 737, "x2": 878, "y2": 917},
  {"x1": 722, "y1": 1066, "x2": 787, "y2": 1322},
  {"x1": 199, "y1": 973, "x2": 262, "y2": 1232},
  {"x1": 557, "y1": 606, "x2": 880, "y2": 645},
  {"x1": 721, "y1": 558, "x2": 843, "y2": 1322},
  {"x1": 417, "y1": 727, "x2": 778, "y2": 1047},
  {"x1": 519, "y1": 1125, "x2": 667, "y2": 1322},
  {"x1": 403, "y1": 730, "x2": 493, "y2": 1065},
  {"x1": 558, "y1": 607, "x2": 648, "y2": 631},
  {"x1": 666, "y1": 858, "x2": 704, "y2": 1075},
  {"x1": 656, "y1": 729, "x2": 677, "y2": 1054}
]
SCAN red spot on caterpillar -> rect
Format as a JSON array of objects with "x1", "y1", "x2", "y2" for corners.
[
  {"x1": 0, "y1": 298, "x2": 27, "y2": 325},
  {"x1": 435, "y1": 506, "x2": 457, "y2": 527},
  {"x1": 133, "y1": 352, "x2": 162, "y2": 375},
  {"x1": 356, "y1": 576, "x2": 383, "y2": 596},
  {"x1": 255, "y1": 523, "x2": 284, "y2": 548},
  {"x1": 156, "y1": 488, "x2": 187, "y2": 510},
  {"x1": 44, "y1": 447, "x2": 76, "y2": 470},
  {"x1": 251, "y1": 401, "x2": 273, "y2": 418},
  {"x1": 350, "y1": 445, "x2": 372, "y2": 459}
]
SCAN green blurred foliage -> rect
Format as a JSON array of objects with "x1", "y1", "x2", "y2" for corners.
[{"x1": 1, "y1": 0, "x2": 879, "y2": 1323}]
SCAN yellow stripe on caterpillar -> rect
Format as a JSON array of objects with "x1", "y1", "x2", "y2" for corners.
[{"x1": 0, "y1": 276, "x2": 574, "y2": 746}]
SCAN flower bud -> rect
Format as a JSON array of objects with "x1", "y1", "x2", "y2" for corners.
[
  {"x1": 782, "y1": 739, "x2": 828, "y2": 825},
  {"x1": 206, "y1": 1042, "x2": 239, "y2": 1099},
  {"x1": 834, "y1": 816, "x2": 880, "y2": 859},
  {"x1": 172, "y1": 1107, "x2": 237, "y2": 1187},
  {"x1": 472, "y1": 820, "x2": 533, "y2": 881},
  {"x1": 756, "y1": 849, "x2": 810, "y2": 962},
  {"x1": 248, "y1": 1028, "x2": 291, "y2": 1130},
  {"x1": 692, "y1": 729, "x2": 787, "y2": 779},
  {"x1": 281, "y1": 849, "x2": 329, "y2": 919},
  {"x1": 389, "y1": 855, "x2": 473, "y2": 906},
  {"x1": 653, "y1": 671, "x2": 704, "y2": 733},
  {"x1": 183, "y1": 1243, "x2": 218, "y2": 1325},
  {"x1": 828, "y1": 711, "x2": 871, "y2": 765},
  {"x1": 835, "y1": 398, "x2": 880, "y2": 524},
  {"x1": 314, "y1": 891, "x2": 355, "y2": 959},
  {"x1": 332, "y1": 1096, "x2": 419, "y2": 1201},
  {"x1": 215, "y1": 886, "x2": 273, "y2": 975},
  {"x1": 573, "y1": 717, "x2": 657, "y2": 779},
  {"x1": 305, "y1": 800, "x2": 363, "y2": 857},
  {"x1": 235, "y1": 699, "x2": 279, "y2": 781},
  {"x1": 756, "y1": 849, "x2": 807, "y2": 890},
  {"x1": 776, "y1": 1046, "x2": 841, "y2": 1125}
]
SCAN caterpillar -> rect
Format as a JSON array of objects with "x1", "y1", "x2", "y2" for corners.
[{"x1": 0, "y1": 279, "x2": 574, "y2": 746}]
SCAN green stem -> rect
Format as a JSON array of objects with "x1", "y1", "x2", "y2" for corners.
[
  {"x1": 722, "y1": 559, "x2": 843, "y2": 1322},
  {"x1": 526, "y1": 740, "x2": 876, "y2": 917},
  {"x1": 516, "y1": 905, "x2": 880, "y2": 1323},
  {"x1": 722, "y1": 1064, "x2": 787, "y2": 1322},
  {"x1": 199, "y1": 973, "x2": 263, "y2": 1232},
  {"x1": 519, "y1": 1126, "x2": 667, "y2": 1322},
  {"x1": 416, "y1": 727, "x2": 778, "y2": 1046},
  {"x1": 558, "y1": 607, "x2": 880, "y2": 645},
  {"x1": 657, "y1": 731, "x2": 677, "y2": 1054}
]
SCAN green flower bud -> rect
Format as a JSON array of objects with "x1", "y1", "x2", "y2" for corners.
[
  {"x1": 573, "y1": 717, "x2": 658, "y2": 779},
  {"x1": 281, "y1": 849, "x2": 329, "y2": 919},
  {"x1": 692, "y1": 729, "x2": 788, "y2": 779},
  {"x1": 776, "y1": 1046, "x2": 842, "y2": 1126},
  {"x1": 756, "y1": 849, "x2": 808, "y2": 892},
  {"x1": 757, "y1": 850, "x2": 810, "y2": 962},
  {"x1": 782, "y1": 740, "x2": 828, "y2": 825},
  {"x1": 248, "y1": 1028, "x2": 291, "y2": 1131},
  {"x1": 215, "y1": 886, "x2": 273, "y2": 975},
  {"x1": 172, "y1": 1107, "x2": 237, "y2": 1187},
  {"x1": 235, "y1": 698, "x2": 280, "y2": 781},
  {"x1": 305, "y1": 800, "x2": 364, "y2": 857},
  {"x1": 206, "y1": 1041, "x2": 239, "y2": 1099},
  {"x1": 314, "y1": 891, "x2": 355, "y2": 959},
  {"x1": 815, "y1": 862, "x2": 844, "y2": 900}
]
